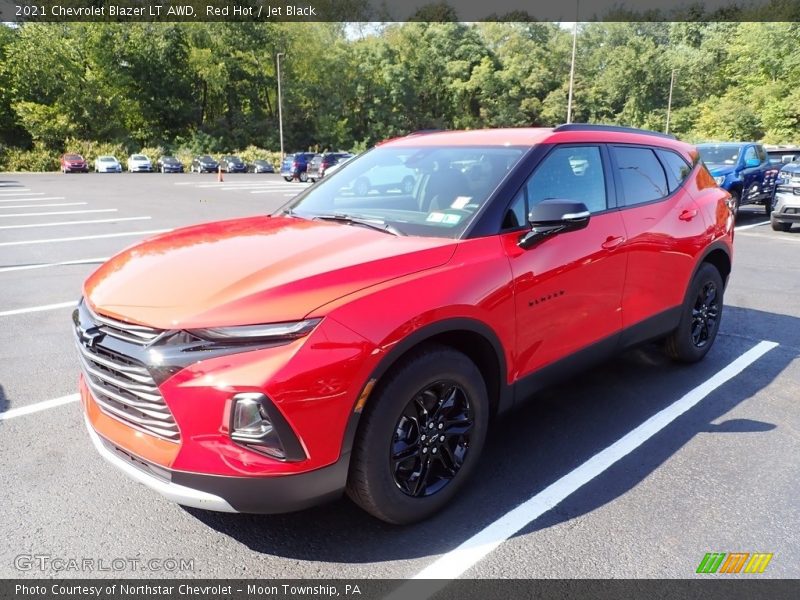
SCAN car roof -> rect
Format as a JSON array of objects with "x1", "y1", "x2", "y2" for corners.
[{"x1": 382, "y1": 127, "x2": 695, "y2": 159}]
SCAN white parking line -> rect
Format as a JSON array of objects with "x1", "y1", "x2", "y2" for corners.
[
  {"x1": 0, "y1": 257, "x2": 110, "y2": 273},
  {"x1": 0, "y1": 202, "x2": 87, "y2": 210},
  {"x1": 0, "y1": 190, "x2": 35, "y2": 195},
  {"x1": 0, "y1": 216, "x2": 151, "y2": 230},
  {"x1": 0, "y1": 196, "x2": 64, "y2": 203},
  {"x1": 0, "y1": 300, "x2": 76, "y2": 317},
  {"x1": 394, "y1": 340, "x2": 778, "y2": 591},
  {"x1": 0, "y1": 229, "x2": 171, "y2": 247},
  {"x1": 735, "y1": 220, "x2": 770, "y2": 231},
  {"x1": 0, "y1": 209, "x2": 116, "y2": 218},
  {"x1": 0, "y1": 394, "x2": 80, "y2": 421}
]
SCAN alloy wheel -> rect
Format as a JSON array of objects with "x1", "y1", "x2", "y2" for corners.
[
  {"x1": 691, "y1": 281, "x2": 719, "y2": 348},
  {"x1": 390, "y1": 381, "x2": 473, "y2": 497}
]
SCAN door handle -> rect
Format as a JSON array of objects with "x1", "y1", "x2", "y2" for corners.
[
  {"x1": 601, "y1": 235, "x2": 625, "y2": 250},
  {"x1": 679, "y1": 209, "x2": 698, "y2": 221}
]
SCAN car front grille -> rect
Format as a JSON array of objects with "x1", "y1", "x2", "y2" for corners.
[{"x1": 76, "y1": 305, "x2": 180, "y2": 442}]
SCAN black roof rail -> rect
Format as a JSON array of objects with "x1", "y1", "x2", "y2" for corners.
[{"x1": 554, "y1": 123, "x2": 676, "y2": 140}]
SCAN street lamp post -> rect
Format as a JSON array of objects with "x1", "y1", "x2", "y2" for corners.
[
  {"x1": 665, "y1": 68, "x2": 677, "y2": 135},
  {"x1": 566, "y1": 18, "x2": 578, "y2": 124},
  {"x1": 276, "y1": 52, "x2": 285, "y2": 160}
]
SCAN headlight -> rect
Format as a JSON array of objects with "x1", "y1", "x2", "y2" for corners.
[
  {"x1": 188, "y1": 318, "x2": 321, "y2": 342},
  {"x1": 714, "y1": 176, "x2": 726, "y2": 186}
]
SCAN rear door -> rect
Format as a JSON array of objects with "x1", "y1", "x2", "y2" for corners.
[
  {"x1": 611, "y1": 145, "x2": 707, "y2": 333},
  {"x1": 501, "y1": 144, "x2": 628, "y2": 378}
]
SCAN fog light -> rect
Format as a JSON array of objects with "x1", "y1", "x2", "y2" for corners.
[
  {"x1": 230, "y1": 393, "x2": 294, "y2": 460},
  {"x1": 232, "y1": 397, "x2": 273, "y2": 439}
]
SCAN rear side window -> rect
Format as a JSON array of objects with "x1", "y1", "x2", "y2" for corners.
[
  {"x1": 612, "y1": 146, "x2": 669, "y2": 206},
  {"x1": 656, "y1": 149, "x2": 692, "y2": 193}
]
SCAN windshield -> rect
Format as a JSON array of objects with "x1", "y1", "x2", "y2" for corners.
[
  {"x1": 282, "y1": 145, "x2": 525, "y2": 239},
  {"x1": 99, "y1": 156, "x2": 115, "y2": 162},
  {"x1": 698, "y1": 145, "x2": 741, "y2": 165},
  {"x1": 131, "y1": 155, "x2": 148, "y2": 160},
  {"x1": 65, "y1": 154, "x2": 82, "y2": 160}
]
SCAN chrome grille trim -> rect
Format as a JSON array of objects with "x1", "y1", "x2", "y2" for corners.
[
  {"x1": 76, "y1": 305, "x2": 180, "y2": 443},
  {"x1": 85, "y1": 303, "x2": 164, "y2": 345}
]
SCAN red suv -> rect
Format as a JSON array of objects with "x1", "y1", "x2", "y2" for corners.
[
  {"x1": 60, "y1": 153, "x2": 89, "y2": 173},
  {"x1": 75, "y1": 125, "x2": 733, "y2": 524}
]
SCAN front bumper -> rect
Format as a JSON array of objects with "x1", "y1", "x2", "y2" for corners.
[
  {"x1": 84, "y1": 413, "x2": 350, "y2": 513},
  {"x1": 772, "y1": 190, "x2": 800, "y2": 222}
]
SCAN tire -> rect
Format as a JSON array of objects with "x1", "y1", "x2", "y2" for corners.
[
  {"x1": 354, "y1": 177, "x2": 370, "y2": 196},
  {"x1": 771, "y1": 218, "x2": 792, "y2": 232},
  {"x1": 664, "y1": 263, "x2": 724, "y2": 363},
  {"x1": 299, "y1": 171, "x2": 309, "y2": 183},
  {"x1": 284, "y1": 176, "x2": 293, "y2": 182},
  {"x1": 729, "y1": 189, "x2": 741, "y2": 219},
  {"x1": 346, "y1": 345, "x2": 489, "y2": 524}
]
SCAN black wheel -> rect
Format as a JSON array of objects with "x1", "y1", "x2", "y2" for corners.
[
  {"x1": 401, "y1": 176, "x2": 415, "y2": 194},
  {"x1": 299, "y1": 171, "x2": 309, "y2": 183},
  {"x1": 664, "y1": 263, "x2": 723, "y2": 363},
  {"x1": 284, "y1": 176, "x2": 293, "y2": 182},
  {"x1": 729, "y1": 189, "x2": 741, "y2": 219},
  {"x1": 346, "y1": 345, "x2": 489, "y2": 524},
  {"x1": 771, "y1": 218, "x2": 792, "y2": 232},
  {"x1": 354, "y1": 177, "x2": 370, "y2": 196}
]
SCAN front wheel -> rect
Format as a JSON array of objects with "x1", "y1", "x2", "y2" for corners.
[
  {"x1": 298, "y1": 171, "x2": 309, "y2": 183},
  {"x1": 729, "y1": 189, "x2": 741, "y2": 219},
  {"x1": 664, "y1": 263, "x2": 724, "y2": 363},
  {"x1": 771, "y1": 218, "x2": 792, "y2": 232},
  {"x1": 284, "y1": 176, "x2": 293, "y2": 182},
  {"x1": 346, "y1": 345, "x2": 489, "y2": 524}
]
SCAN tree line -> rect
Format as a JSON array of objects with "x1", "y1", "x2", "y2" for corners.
[{"x1": 1, "y1": 21, "x2": 799, "y2": 170}]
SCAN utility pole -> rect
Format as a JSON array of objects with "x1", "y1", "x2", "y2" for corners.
[
  {"x1": 276, "y1": 52, "x2": 285, "y2": 160},
  {"x1": 665, "y1": 68, "x2": 677, "y2": 135},
  {"x1": 566, "y1": 3, "x2": 579, "y2": 124}
]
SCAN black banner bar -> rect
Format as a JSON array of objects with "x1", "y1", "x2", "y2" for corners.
[
  {"x1": 2, "y1": 0, "x2": 800, "y2": 23},
  {"x1": 2, "y1": 580, "x2": 798, "y2": 600}
]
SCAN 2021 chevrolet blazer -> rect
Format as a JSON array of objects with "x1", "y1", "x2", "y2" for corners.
[{"x1": 75, "y1": 125, "x2": 733, "y2": 524}]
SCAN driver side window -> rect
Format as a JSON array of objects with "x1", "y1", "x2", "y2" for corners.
[
  {"x1": 743, "y1": 146, "x2": 757, "y2": 164},
  {"x1": 502, "y1": 146, "x2": 607, "y2": 230}
]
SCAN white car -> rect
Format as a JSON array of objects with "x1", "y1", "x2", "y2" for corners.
[
  {"x1": 127, "y1": 154, "x2": 153, "y2": 173},
  {"x1": 94, "y1": 156, "x2": 122, "y2": 173}
]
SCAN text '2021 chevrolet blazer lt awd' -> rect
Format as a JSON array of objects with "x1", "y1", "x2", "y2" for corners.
[{"x1": 75, "y1": 125, "x2": 733, "y2": 524}]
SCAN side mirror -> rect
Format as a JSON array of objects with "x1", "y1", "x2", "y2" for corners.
[
  {"x1": 744, "y1": 157, "x2": 760, "y2": 168},
  {"x1": 518, "y1": 199, "x2": 590, "y2": 250}
]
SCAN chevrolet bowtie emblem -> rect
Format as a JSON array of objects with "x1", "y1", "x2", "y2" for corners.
[{"x1": 79, "y1": 325, "x2": 105, "y2": 348}]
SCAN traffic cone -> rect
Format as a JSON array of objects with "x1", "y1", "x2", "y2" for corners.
[{"x1": 217, "y1": 165, "x2": 224, "y2": 182}]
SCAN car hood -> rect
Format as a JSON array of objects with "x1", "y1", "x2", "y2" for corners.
[
  {"x1": 705, "y1": 164, "x2": 736, "y2": 177},
  {"x1": 780, "y1": 163, "x2": 800, "y2": 175},
  {"x1": 84, "y1": 216, "x2": 457, "y2": 329}
]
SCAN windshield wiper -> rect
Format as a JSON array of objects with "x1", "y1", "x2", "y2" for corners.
[{"x1": 312, "y1": 213, "x2": 404, "y2": 236}]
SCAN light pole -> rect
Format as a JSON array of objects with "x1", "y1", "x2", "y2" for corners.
[
  {"x1": 665, "y1": 68, "x2": 677, "y2": 135},
  {"x1": 276, "y1": 52, "x2": 285, "y2": 160},
  {"x1": 566, "y1": 5, "x2": 579, "y2": 124}
]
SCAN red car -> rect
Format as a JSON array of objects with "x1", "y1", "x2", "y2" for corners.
[
  {"x1": 60, "y1": 153, "x2": 89, "y2": 173},
  {"x1": 75, "y1": 125, "x2": 733, "y2": 524}
]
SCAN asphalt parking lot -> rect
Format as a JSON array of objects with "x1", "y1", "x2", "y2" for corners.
[{"x1": 0, "y1": 172, "x2": 798, "y2": 580}]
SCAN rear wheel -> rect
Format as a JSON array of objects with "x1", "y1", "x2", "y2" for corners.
[
  {"x1": 284, "y1": 176, "x2": 293, "y2": 182},
  {"x1": 664, "y1": 263, "x2": 724, "y2": 363},
  {"x1": 299, "y1": 171, "x2": 309, "y2": 183},
  {"x1": 346, "y1": 345, "x2": 489, "y2": 524}
]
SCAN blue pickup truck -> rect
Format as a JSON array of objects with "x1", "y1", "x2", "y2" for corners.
[{"x1": 697, "y1": 142, "x2": 780, "y2": 217}]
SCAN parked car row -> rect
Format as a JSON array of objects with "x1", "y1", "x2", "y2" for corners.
[
  {"x1": 59, "y1": 153, "x2": 277, "y2": 174},
  {"x1": 281, "y1": 151, "x2": 353, "y2": 182}
]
